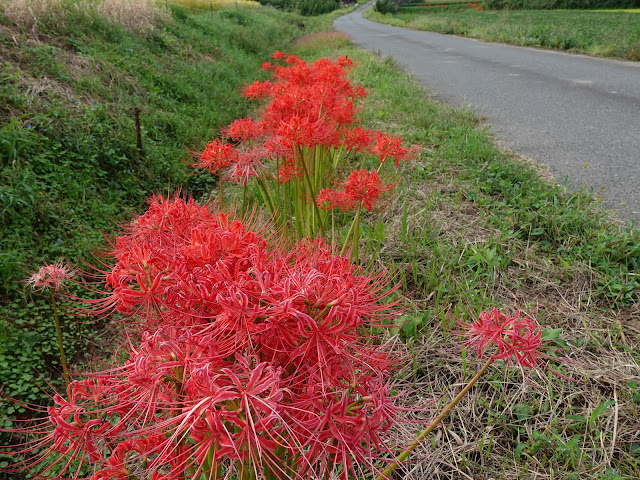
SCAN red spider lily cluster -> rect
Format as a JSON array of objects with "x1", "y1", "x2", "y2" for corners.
[
  {"x1": 10, "y1": 196, "x2": 407, "y2": 480},
  {"x1": 192, "y1": 52, "x2": 417, "y2": 240},
  {"x1": 5, "y1": 50, "x2": 562, "y2": 480}
]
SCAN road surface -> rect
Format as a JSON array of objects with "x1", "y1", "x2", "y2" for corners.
[{"x1": 334, "y1": 4, "x2": 640, "y2": 223}]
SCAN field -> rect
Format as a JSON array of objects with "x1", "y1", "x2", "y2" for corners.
[
  {"x1": 367, "y1": 7, "x2": 640, "y2": 60},
  {"x1": 170, "y1": 0, "x2": 261, "y2": 10},
  {"x1": 1, "y1": 1, "x2": 639, "y2": 479}
]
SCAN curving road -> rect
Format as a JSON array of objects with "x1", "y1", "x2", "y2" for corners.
[{"x1": 334, "y1": 5, "x2": 640, "y2": 223}]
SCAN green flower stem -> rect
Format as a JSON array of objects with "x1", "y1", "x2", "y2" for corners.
[
  {"x1": 50, "y1": 289, "x2": 70, "y2": 387},
  {"x1": 297, "y1": 147, "x2": 325, "y2": 237},
  {"x1": 339, "y1": 206, "x2": 361, "y2": 258},
  {"x1": 331, "y1": 209, "x2": 336, "y2": 253},
  {"x1": 352, "y1": 203, "x2": 362, "y2": 264},
  {"x1": 219, "y1": 172, "x2": 224, "y2": 209},
  {"x1": 241, "y1": 184, "x2": 248, "y2": 218},
  {"x1": 375, "y1": 354, "x2": 494, "y2": 480},
  {"x1": 256, "y1": 176, "x2": 276, "y2": 217}
]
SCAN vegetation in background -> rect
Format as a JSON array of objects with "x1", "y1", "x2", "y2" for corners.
[
  {"x1": 170, "y1": 0, "x2": 261, "y2": 10},
  {"x1": 259, "y1": 0, "x2": 342, "y2": 16},
  {"x1": 366, "y1": 7, "x2": 640, "y2": 60},
  {"x1": 483, "y1": 0, "x2": 640, "y2": 9},
  {"x1": 2, "y1": 0, "x2": 169, "y2": 32},
  {"x1": 375, "y1": 0, "x2": 398, "y2": 14}
]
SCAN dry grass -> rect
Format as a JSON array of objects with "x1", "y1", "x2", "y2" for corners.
[
  {"x1": 96, "y1": 0, "x2": 169, "y2": 31},
  {"x1": 373, "y1": 159, "x2": 640, "y2": 478},
  {"x1": 1, "y1": 0, "x2": 168, "y2": 33},
  {"x1": 1, "y1": 0, "x2": 63, "y2": 31}
]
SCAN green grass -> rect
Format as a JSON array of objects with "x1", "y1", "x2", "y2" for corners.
[
  {"x1": 1, "y1": 3, "x2": 639, "y2": 479},
  {"x1": 366, "y1": 8, "x2": 640, "y2": 60}
]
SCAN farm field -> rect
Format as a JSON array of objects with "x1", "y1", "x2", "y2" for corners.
[
  {"x1": 366, "y1": 7, "x2": 640, "y2": 60},
  {"x1": 0, "y1": 1, "x2": 639, "y2": 479}
]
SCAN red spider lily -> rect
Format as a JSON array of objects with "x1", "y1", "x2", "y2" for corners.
[
  {"x1": 343, "y1": 169, "x2": 396, "y2": 211},
  {"x1": 192, "y1": 138, "x2": 239, "y2": 173},
  {"x1": 462, "y1": 307, "x2": 544, "y2": 369},
  {"x1": 342, "y1": 126, "x2": 375, "y2": 154},
  {"x1": 316, "y1": 188, "x2": 352, "y2": 212},
  {"x1": 27, "y1": 260, "x2": 76, "y2": 386},
  {"x1": 227, "y1": 145, "x2": 264, "y2": 186},
  {"x1": 317, "y1": 170, "x2": 396, "y2": 212},
  {"x1": 224, "y1": 117, "x2": 262, "y2": 142},
  {"x1": 26, "y1": 260, "x2": 76, "y2": 292},
  {"x1": 242, "y1": 80, "x2": 274, "y2": 100},
  {"x1": 370, "y1": 132, "x2": 417, "y2": 166}
]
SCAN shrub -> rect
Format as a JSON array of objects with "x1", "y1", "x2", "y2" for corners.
[
  {"x1": 296, "y1": 0, "x2": 341, "y2": 15},
  {"x1": 170, "y1": 0, "x2": 261, "y2": 10},
  {"x1": 376, "y1": 0, "x2": 399, "y2": 14}
]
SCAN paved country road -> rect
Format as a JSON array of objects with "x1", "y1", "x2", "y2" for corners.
[{"x1": 334, "y1": 4, "x2": 640, "y2": 223}]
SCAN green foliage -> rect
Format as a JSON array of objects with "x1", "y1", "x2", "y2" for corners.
[
  {"x1": 259, "y1": 0, "x2": 342, "y2": 16},
  {"x1": 296, "y1": 0, "x2": 341, "y2": 15},
  {"x1": 483, "y1": 0, "x2": 640, "y2": 9},
  {"x1": 376, "y1": 0, "x2": 399, "y2": 14}
]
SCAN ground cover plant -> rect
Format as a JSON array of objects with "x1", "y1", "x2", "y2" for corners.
[
  {"x1": 366, "y1": 6, "x2": 640, "y2": 60},
  {"x1": 1, "y1": 4, "x2": 639, "y2": 480}
]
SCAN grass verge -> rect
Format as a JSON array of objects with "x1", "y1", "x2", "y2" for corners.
[
  {"x1": 291, "y1": 31, "x2": 640, "y2": 479},
  {"x1": 365, "y1": 7, "x2": 640, "y2": 61}
]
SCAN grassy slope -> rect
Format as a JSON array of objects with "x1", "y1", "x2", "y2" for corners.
[
  {"x1": 366, "y1": 8, "x2": 640, "y2": 61},
  {"x1": 0, "y1": 1, "x2": 313, "y2": 455},
  {"x1": 0, "y1": 3, "x2": 639, "y2": 480}
]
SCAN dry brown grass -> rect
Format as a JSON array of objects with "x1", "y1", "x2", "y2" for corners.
[
  {"x1": 1, "y1": 0, "x2": 168, "y2": 33},
  {"x1": 96, "y1": 0, "x2": 168, "y2": 32},
  {"x1": 1, "y1": 0, "x2": 63, "y2": 31}
]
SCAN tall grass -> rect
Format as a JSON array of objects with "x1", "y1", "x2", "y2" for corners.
[
  {"x1": 1, "y1": 0, "x2": 63, "y2": 30},
  {"x1": 1, "y1": 0, "x2": 168, "y2": 32},
  {"x1": 96, "y1": 0, "x2": 169, "y2": 30}
]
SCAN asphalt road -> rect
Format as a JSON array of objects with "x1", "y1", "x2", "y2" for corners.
[{"x1": 334, "y1": 5, "x2": 640, "y2": 223}]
